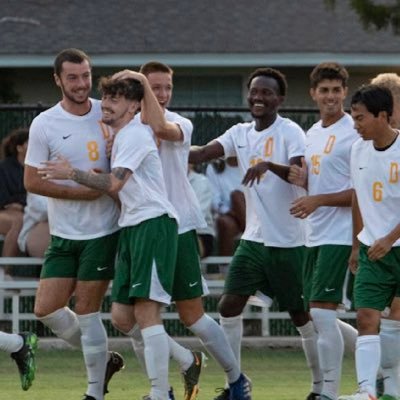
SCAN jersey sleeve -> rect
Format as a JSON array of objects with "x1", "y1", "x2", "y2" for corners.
[
  {"x1": 215, "y1": 125, "x2": 238, "y2": 158},
  {"x1": 175, "y1": 114, "x2": 193, "y2": 146},
  {"x1": 164, "y1": 112, "x2": 193, "y2": 147},
  {"x1": 112, "y1": 127, "x2": 155, "y2": 173},
  {"x1": 25, "y1": 116, "x2": 50, "y2": 168},
  {"x1": 285, "y1": 123, "x2": 306, "y2": 160}
]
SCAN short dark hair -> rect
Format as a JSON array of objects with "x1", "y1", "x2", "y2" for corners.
[
  {"x1": 310, "y1": 62, "x2": 349, "y2": 89},
  {"x1": 54, "y1": 48, "x2": 91, "y2": 76},
  {"x1": 140, "y1": 61, "x2": 173, "y2": 77},
  {"x1": 247, "y1": 68, "x2": 287, "y2": 96},
  {"x1": 1, "y1": 127, "x2": 29, "y2": 159},
  {"x1": 351, "y1": 84, "x2": 393, "y2": 118},
  {"x1": 98, "y1": 77, "x2": 144, "y2": 102}
]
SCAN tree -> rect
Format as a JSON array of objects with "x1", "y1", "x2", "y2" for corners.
[{"x1": 326, "y1": 0, "x2": 400, "y2": 34}]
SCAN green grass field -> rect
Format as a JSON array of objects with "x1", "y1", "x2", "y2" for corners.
[{"x1": 0, "y1": 347, "x2": 357, "y2": 400}]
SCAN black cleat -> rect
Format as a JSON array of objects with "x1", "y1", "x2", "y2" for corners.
[
  {"x1": 10, "y1": 332, "x2": 38, "y2": 391},
  {"x1": 214, "y1": 387, "x2": 230, "y2": 400},
  {"x1": 103, "y1": 351, "x2": 125, "y2": 394},
  {"x1": 306, "y1": 393, "x2": 321, "y2": 400}
]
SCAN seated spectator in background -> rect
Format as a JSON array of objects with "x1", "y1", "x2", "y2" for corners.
[
  {"x1": 188, "y1": 163, "x2": 215, "y2": 258},
  {"x1": 206, "y1": 156, "x2": 245, "y2": 255},
  {"x1": 18, "y1": 193, "x2": 49, "y2": 258},
  {"x1": 0, "y1": 128, "x2": 29, "y2": 264}
]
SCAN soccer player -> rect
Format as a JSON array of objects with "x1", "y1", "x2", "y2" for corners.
[
  {"x1": 288, "y1": 62, "x2": 359, "y2": 400},
  {"x1": 24, "y1": 48, "x2": 123, "y2": 400},
  {"x1": 189, "y1": 67, "x2": 319, "y2": 400},
  {"x1": 0, "y1": 331, "x2": 37, "y2": 390},
  {"x1": 339, "y1": 85, "x2": 400, "y2": 400},
  {"x1": 369, "y1": 72, "x2": 400, "y2": 400},
  {"x1": 40, "y1": 76, "x2": 179, "y2": 400},
  {"x1": 112, "y1": 63, "x2": 252, "y2": 400}
]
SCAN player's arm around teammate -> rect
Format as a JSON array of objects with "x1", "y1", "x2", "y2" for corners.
[{"x1": 113, "y1": 65, "x2": 252, "y2": 400}]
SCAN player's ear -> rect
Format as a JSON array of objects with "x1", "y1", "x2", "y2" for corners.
[{"x1": 54, "y1": 73, "x2": 61, "y2": 88}]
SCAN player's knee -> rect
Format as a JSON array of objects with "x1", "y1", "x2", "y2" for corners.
[
  {"x1": 356, "y1": 308, "x2": 380, "y2": 334},
  {"x1": 218, "y1": 295, "x2": 246, "y2": 317},
  {"x1": 288, "y1": 310, "x2": 310, "y2": 327},
  {"x1": 111, "y1": 314, "x2": 132, "y2": 334}
]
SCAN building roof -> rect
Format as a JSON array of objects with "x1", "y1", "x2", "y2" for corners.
[{"x1": 1, "y1": 0, "x2": 400, "y2": 67}]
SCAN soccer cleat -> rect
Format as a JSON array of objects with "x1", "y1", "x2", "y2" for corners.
[
  {"x1": 378, "y1": 395, "x2": 400, "y2": 400},
  {"x1": 306, "y1": 393, "x2": 321, "y2": 400},
  {"x1": 10, "y1": 332, "x2": 38, "y2": 391},
  {"x1": 376, "y1": 377, "x2": 384, "y2": 398},
  {"x1": 182, "y1": 351, "x2": 206, "y2": 400},
  {"x1": 103, "y1": 351, "x2": 125, "y2": 394},
  {"x1": 338, "y1": 391, "x2": 377, "y2": 400},
  {"x1": 82, "y1": 396, "x2": 96, "y2": 400},
  {"x1": 229, "y1": 373, "x2": 252, "y2": 400},
  {"x1": 213, "y1": 388, "x2": 230, "y2": 400}
]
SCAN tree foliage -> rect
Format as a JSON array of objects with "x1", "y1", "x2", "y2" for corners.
[{"x1": 326, "y1": 0, "x2": 400, "y2": 34}]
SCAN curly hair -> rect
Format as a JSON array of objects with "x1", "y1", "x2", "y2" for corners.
[{"x1": 1, "y1": 128, "x2": 29, "y2": 159}]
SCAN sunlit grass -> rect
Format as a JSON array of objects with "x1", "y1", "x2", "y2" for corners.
[{"x1": 0, "y1": 346, "x2": 357, "y2": 400}]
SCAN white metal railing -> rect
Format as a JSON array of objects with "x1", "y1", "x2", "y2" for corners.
[{"x1": 0, "y1": 256, "x2": 356, "y2": 334}]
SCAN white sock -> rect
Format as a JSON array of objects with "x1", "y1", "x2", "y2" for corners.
[
  {"x1": 296, "y1": 320, "x2": 323, "y2": 395},
  {"x1": 77, "y1": 312, "x2": 108, "y2": 400},
  {"x1": 38, "y1": 307, "x2": 81, "y2": 348},
  {"x1": 337, "y1": 319, "x2": 358, "y2": 353},
  {"x1": 126, "y1": 324, "x2": 147, "y2": 373},
  {"x1": 310, "y1": 308, "x2": 343, "y2": 400},
  {"x1": 220, "y1": 314, "x2": 243, "y2": 366},
  {"x1": 190, "y1": 314, "x2": 240, "y2": 384},
  {"x1": 129, "y1": 323, "x2": 194, "y2": 373},
  {"x1": 141, "y1": 324, "x2": 170, "y2": 399},
  {"x1": 167, "y1": 336, "x2": 194, "y2": 372},
  {"x1": 0, "y1": 332, "x2": 23, "y2": 353},
  {"x1": 356, "y1": 335, "x2": 380, "y2": 397},
  {"x1": 380, "y1": 319, "x2": 400, "y2": 397}
]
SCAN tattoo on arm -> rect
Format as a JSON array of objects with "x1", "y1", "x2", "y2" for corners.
[
  {"x1": 112, "y1": 167, "x2": 130, "y2": 181},
  {"x1": 71, "y1": 169, "x2": 112, "y2": 191}
]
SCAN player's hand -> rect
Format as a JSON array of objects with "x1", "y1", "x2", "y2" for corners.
[
  {"x1": 242, "y1": 161, "x2": 269, "y2": 186},
  {"x1": 349, "y1": 246, "x2": 359, "y2": 274},
  {"x1": 290, "y1": 195, "x2": 320, "y2": 219},
  {"x1": 367, "y1": 236, "x2": 393, "y2": 261},
  {"x1": 288, "y1": 157, "x2": 308, "y2": 188},
  {"x1": 112, "y1": 69, "x2": 146, "y2": 84},
  {"x1": 38, "y1": 155, "x2": 73, "y2": 180}
]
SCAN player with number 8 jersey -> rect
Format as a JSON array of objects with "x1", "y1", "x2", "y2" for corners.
[
  {"x1": 26, "y1": 99, "x2": 119, "y2": 239},
  {"x1": 24, "y1": 48, "x2": 121, "y2": 400}
]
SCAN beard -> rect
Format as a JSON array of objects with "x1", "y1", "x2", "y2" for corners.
[{"x1": 60, "y1": 82, "x2": 91, "y2": 105}]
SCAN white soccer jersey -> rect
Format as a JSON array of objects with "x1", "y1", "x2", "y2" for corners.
[
  {"x1": 111, "y1": 116, "x2": 178, "y2": 228},
  {"x1": 26, "y1": 99, "x2": 120, "y2": 240},
  {"x1": 305, "y1": 113, "x2": 359, "y2": 246},
  {"x1": 351, "y1": 136, "x2": 400, "y2": 247},
  {"x1": 206, "y1": 162, "x2": 243, "y2": 214},
  {"x1": 153, "y1": 110, "x2": 206, "y2": 234},
  {"x1": 217, "y1": 115, "x2": 306, "y2": 247}
]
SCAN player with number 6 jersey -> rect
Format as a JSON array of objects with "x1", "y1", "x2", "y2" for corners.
[{"x1": 338, "y1": 84, "x2": 400, "y2": 400}]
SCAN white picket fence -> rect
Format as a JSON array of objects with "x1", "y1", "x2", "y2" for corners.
[{"x1": 0, "y1": 256, "x2": 356, "y2": 335}]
